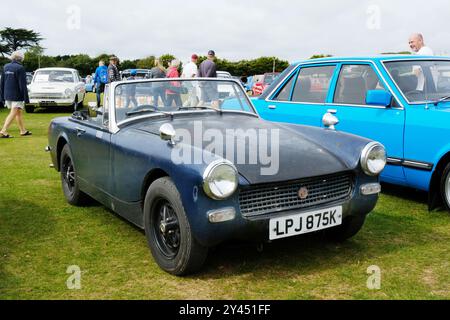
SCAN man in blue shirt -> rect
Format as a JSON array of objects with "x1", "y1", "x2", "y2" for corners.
[
  {"x1": 0, "y1": 51, "x2": 31, "y2": 138},
  {"x1": 93, "y1": 60, "x2": 108, "y2": 108}
]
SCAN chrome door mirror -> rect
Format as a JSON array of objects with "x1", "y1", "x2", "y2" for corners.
[
  {"x1": 159, "y1": 123, "x2": 176, "y2": 145},
  {"x1": 322, "y1": 110, "x2": 339, "y2": 130}
]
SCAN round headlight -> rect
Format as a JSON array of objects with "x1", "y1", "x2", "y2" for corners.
[
  {"x1": 361, "y1": 142, "x2": 387, "y2": 176},
  {"x1": 203, "y1": 161, "x2": 238, "y2": 200},
  {"x1": 64, "y1": 88, "x2": 74, "y2": 98}
]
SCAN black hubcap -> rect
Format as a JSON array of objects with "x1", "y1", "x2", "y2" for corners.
[{"x1": 153, "y1": 199, "x2": 180, "y2": 258}]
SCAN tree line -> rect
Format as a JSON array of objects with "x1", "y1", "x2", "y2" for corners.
[
  {"x1": 0, "y1": 27, "x2": 290, "y2": 77},
  {"x1": 2, "y1": 27, "x2": 412, "y2": 77}
]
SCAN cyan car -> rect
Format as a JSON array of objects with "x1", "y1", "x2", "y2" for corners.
[
  {"x1": 46, "y1": 78, "x2": 385, "y2": 275},
  {"x1": 253, "y1": 56, "x2": 450, "y2": 212}
]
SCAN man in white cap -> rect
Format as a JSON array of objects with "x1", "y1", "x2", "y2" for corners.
[{"x1": 0, "y1": 51, "x2": 31, "y2": 138}]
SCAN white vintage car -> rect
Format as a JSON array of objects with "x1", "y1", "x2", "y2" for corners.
[{"x1": 26, "y1": 68, "x2": 86, "y2": 113}]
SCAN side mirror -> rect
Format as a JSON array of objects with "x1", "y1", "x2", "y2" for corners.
[
  {"x1": 159, "y1": 123, "x2": 176, "y2": 145},
  {"x1": 322, "y1": 110, "x2": 339, "y2": 130},
  {"x1": 366, "y1": 90, "x2": 393, "y2": 107}
]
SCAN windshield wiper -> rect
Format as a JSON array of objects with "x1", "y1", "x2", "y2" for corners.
[
  {"x1": 178, "y1": 106, "x2": 222, "y2": 113},
  {"x1": 434, "y1": 95, "x2": 450, "y2": 106}
]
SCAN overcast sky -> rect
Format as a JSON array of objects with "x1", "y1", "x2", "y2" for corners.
[{"x1": 3, "y1": 0, "x2": 449, "y2": 63}]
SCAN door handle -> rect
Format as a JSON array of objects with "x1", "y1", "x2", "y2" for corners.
[
  {"x1": 75, "y1": 127, "x2": 86, "y2": 136},
  {"x1": 268, "y1": 105, "x2": 277, "y2": 110}
]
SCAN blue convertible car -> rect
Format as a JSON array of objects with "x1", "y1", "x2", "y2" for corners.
[
  {"x1": 47, "y1": 78, "x2": 385, "y2": 275},
  {"x1": 253, "y1": 56, "x2": 450, "y2": 212}
]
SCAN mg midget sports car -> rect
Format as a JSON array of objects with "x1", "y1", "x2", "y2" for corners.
[
  {"x1": 253, "y1": 56, "x2": 450, "y2": 212},
  {"x1": 46, "y1": 78, "x2": 386, "y2": 275}
]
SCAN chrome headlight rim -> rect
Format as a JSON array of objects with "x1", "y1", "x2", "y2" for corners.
[
  {"x1": 361, "y1": 141, "x2": 387, "y2": 176},
  {"x1": 64, "y1": 88, "x2": 74, "y2": 98},
  {"x1": 203, "y1": 159, "x2": 238, "y2": 200}
]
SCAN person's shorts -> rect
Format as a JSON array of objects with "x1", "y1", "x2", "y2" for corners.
[{"x1": 6, "y1": 101, "x2": 25, "y2": 110}]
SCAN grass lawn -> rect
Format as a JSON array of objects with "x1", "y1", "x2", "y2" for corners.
[{"x1": 0, "y1": 94, "x2": 449, "y2": 300}]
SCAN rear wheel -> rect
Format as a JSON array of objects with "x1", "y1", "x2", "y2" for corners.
[
  {"x1": 25, "y1": 105, "x2": 35, "y2": 113},
  {"x1": 143, "y1": 177, "x2": 208, "y2": 276},
  {"x1": 60, "y1": 144, "x2": 89, "y2": 206},
  {"x1": 324, "y1": 215, "x2": 366, "y2": 242},
  {"x1": 440, "y1": 163, "x2": 450, "y2": 211}
]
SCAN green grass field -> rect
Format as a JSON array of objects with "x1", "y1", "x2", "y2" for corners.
[{"x1": 0, "y1": 95, "x2": 449, "y2": 300}]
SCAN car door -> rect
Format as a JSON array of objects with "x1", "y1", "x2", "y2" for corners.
[
  {"x1": 256, "y1": 64, "x2": 336, "y2": 127},
  {"x1": 327, "y1": 63, "x2": 406, "y2": 183},
  {"x1": 70, "y1": 110, "x2": 112, "y2": 199}
]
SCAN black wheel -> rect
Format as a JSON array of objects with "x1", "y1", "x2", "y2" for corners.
[
  {"x1": 25, "y1": 105, "x2": 35, "y2": 113},
  {"x1": 440, "y1": 163, "x2": 450, "y2": 211},
  {"x1": 324, "y1": 215, "x2": 366, "y2": 242},
  {"x1": 143, "y1": 177, "x2": 208, "y2": 276},
  {"x1": 60, "y1": 144, "x2": 89, "y2": 206}
]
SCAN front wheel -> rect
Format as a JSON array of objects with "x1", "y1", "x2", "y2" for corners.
[
  {"x1": 440, "y1": 163, "x2": 450, "y2": 211},
  {"x1": 60, "y1": 144, "x2": 90, "y2": 206},
  {"x1": 143, "y1": 177, "x2": 208, "y2": 276},
  {"x1": 324, "y1": 215, "x2": 366, "y2": 242}
]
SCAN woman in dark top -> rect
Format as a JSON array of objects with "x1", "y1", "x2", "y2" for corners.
[{"x1": 149, "y1": 59, "x2": 166, "y2": 107}]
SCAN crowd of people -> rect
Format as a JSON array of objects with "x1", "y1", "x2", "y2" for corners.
[
  {"x1": 92, "y1": 50, "x2": 218, "y2": 109},
  {"x1": 0, "y1": 34, "x2": 436, "y2": 139}
]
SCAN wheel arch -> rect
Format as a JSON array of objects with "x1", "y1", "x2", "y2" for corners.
[
  {"x1": 429, "y1": 151, "x2": 450, "y2": 210},
  {"x1": 56, "y1": 136, "x2": 69, "y2": 172},
  {"x1": 141, "y1": 168, "x2": 170, "y2": 207}
]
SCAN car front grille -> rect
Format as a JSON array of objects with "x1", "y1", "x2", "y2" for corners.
[
  {"x1": 239, "y1": 172, "x2": 354, "y2": 218},
  {"x1": 31, "y1": 93, "x2": 64, "y2": 99}
]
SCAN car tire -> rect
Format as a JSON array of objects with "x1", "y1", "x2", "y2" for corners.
[
  {"x1": 324, "y1": 214, "x2": 366, "y2": 242},
  {"x1": 60, "y1": 144, "x2": 90, "y2": 206},
  {"x1": 143, "y1": 177, "x2": 208, "y2": 276},
  {"x1": 25, "y1": 105, "x2": 35, "y2": 113},
  {"x1": 440, "y1": 162, "x2": 450, "y2": 211}
]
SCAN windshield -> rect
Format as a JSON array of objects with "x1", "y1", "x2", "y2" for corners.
[
  {"x1": 114, "y1": 79, "x2": 255, "y2": 123},
  {"x1": 264, "y1": 74, "x2": 279, "y2": 84},
  {"x1": 384, "y1": 60, "x2": 450, "y2": 103},
  {"x1": 34, "y1": 70, "x2": 75, "y2": 83}
]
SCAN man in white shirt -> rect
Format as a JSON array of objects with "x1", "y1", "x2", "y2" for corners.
[
  {"x1": 182, "y1": 54, "x2": 199, "y2": 78},
  {"x1": 409, "y1": 33, "x2": 434, "y2": 90},
  {"x1": 409, "y1": 33, "x2": 434, "y2": 55},
  {"x1": 182, "y1": 54, "x2": 199, "y2": 107}
]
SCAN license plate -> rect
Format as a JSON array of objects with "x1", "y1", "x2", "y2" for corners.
[{"x1": 269, "y1": 206, "x2": 342, "y2": 240}]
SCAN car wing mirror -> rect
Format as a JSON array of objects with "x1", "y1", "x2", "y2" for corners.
[
  {"x1": 159, "y1": 123, "x2": 177, "y2": 145},
  {"x1": 366, "y1": 90, "x2": 393, "y2": 107}
]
